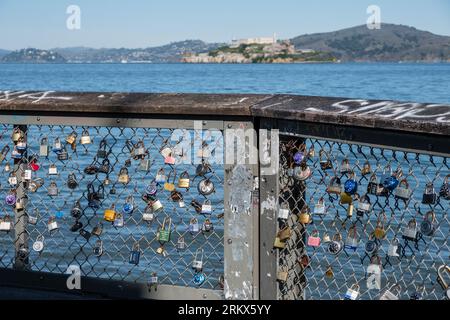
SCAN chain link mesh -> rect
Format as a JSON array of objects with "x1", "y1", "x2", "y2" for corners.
[{"x1": 276, "y1": 134, "x2": 449, "y2": 300}]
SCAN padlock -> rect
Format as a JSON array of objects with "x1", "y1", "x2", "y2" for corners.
[
  {"x1": 157, "y1": 217, "x2": 172, "y2": 244},
  {"x1": 278, "y1": 202, "x2": 290, "y2": 220},
  {"x1": 70, "y1": 220, "x2": 83, "y2": 232},
  {"x1": 394, "y1": 179, "x2": 412, "y2": 200},
  {"x1": 298, "y1": 254, "x2": 310, "y2": 269},
  {"x1": 155, "y1": 168, "x2": 167, "y2": 184},
  {"x1": 142, "y1": 204, "x2": 155, "y2": 222},
  {"x1": 52, "y1": 137, "x2": 62, "y2": 153},
  {"x1": 134, "y1": 141, "x2": 146, "y2": 159},
  {"x1": 365, "y1": 235, "x2": 379, "y2": 255},
  {"x1": 189, "y1": 218, "x2": 200, "y2": 234},
  {"x1": 92, "y1": 222, "x2": 103, "y2": 237},
  {"x1": 47, "y1": 181, "x2": 58, "y2": 196},
  {"x1": 160, "y1": 146, "x2": 172, "y2": 159},
  {"x1": 29, "y1": 157, "x2": 40, "y2": 172},
  {"x1": 193, "y1": 272, "x2": 206, "y2": 286},
  {"x1": 151, "y1": 199, "x2": 163, "y2": 212},
  {"x1": 273, "y1": 237, "x2": 286, "y2": 249},
  {"x1": 356, "y1": 193, "x2": 371, "y2": 215},
  {"x1": 11, "y1": 146, "x2": 23, "y2": 159},
  {"x1": 16, "y1": 137, "x2": 27, "y2": 151},
  {"x1": 293, "y1": 162, "x2": 312, "y2": 181},
  {"x1": 84, "y1": 164, "x2": 98, "y2": 176},
  {"x1": 97, "y1": 139, "x2": 109, "y2": 158},
  {"x1": 298, "y1": 206, "x2": 311, "y2": 225},
  {"x1": 79, "y1": 228, "x2": 91, "y2": 241},
  {"x1": 293, "y1": 144, "x2": 306, "y2": 165},
  {"x1": 326, "y1": 177, "x2": 342, "y2": 195},
  {"x1": 191, "y1": 200, "x2": 203, "y2": 214},
  {"x1": 71, "y1": 200, "x2": 83, "y2": 219},
  {"x1": 33, "y1": 235, "x2": 45, "y2": 252},
  {"x1": 340, "y1": 158, "x2": 351, "y2": 174},
  {"x1": 196, "y1": 160, "x2": 212, "y2": 177},
  {"x1": 4, "y1": 162, "x2": 11, "y2": 173},
  {"x1": 277, "y1": 226, "x2": 292, "y2": 242},
  {"x1": 177, "y1": 237, "x2": 186, "y2": 250},
  {"x1": 344, "y1": 284, "x2": 360, "y2": 300},
  {"x1": 439, "y1": 175, "x2": 450, "y2": 200},
  {"x1": 5, "y1": 189, "x2": 17, "y2": 206},
  {"x1": 114, "y1": 213, "x2": 124, "y2": 228},
  {"x1": 420, "y1": 211, "x2": 436, "y2": 237},
  {"x1": 0, "y1": 215, "x2": 13, "y2": 232},
  {"x1": 139, "y1": 158, "x2": 150, "y2": 172},
  {"x1": 15, "y1": 196, "x2": 26, "y2": 211},
  {"x1": 47, "y1": 216, "x2": 58, "y2": 232},
  {"x1": 382, "y1": 166, "x2": 400, "y2": 192},
  {"x1": 198, "y1": 178, "x2": 215, "y2": 196},
  {"x1": 12, "y1": 127, "x2": 24, "y2": 142},
  {"x1": 122, "y1": 195, "x2": 135, "y2": 215},
  {"x1": 103, "y1": 176, "x2": 111, "y2": 186},
  {"x1": 367, "y1": 255, "x2": 382, "y2": 290},
  {"x1": 380, "y1": 284, "x2": 402, "y2": 300},
  {"x1": 402, "y1": 218, "x2": 418, "y2": 241},
  {"x1": 325, "y1": 265, "x2": 334, "y2": 279},
  {"x1": 164, "y1": 152, "x2": 176, "y2": 165},
  {"x1": 148, "y1": 272, "x2": 159, "y2": 287},
  {"x1": 57, "y1": 146, "x2": 69, "y2": 161},
  {"x1": 104, "y1": 204, "x2": 116, "y2": 222},
  {"x1": 201, "y1": 200, "x2": 213, "y2": 215},
  {"x1": 66, "y1": 131, "x2": 78, "y2": 145},
  {"x1": 202, "y1": 219, "x2": 213, "y2": 233},
  {"x1": 93, "y1": 240, "x2": 103, "y2": 257},
  {"x1": 328, "y1": 233, "x2": 343, "y2": 255},
  {"x1": 39, "y1": 137, "x2": 49, "y2": 157},
  {"x1": 192, "y1": 248, "x2": 204, "y2": 272},
  {"x1": 99, "y1": 159, "x2": 110, "y2": 174},
  {"x1": 373, "y1": 212, "x2": 386, "y2": 240},
  {"x1": 125, "y1": 139, "x2": 135, "y2": 159},
  {"x1": 388, "y1": 238, "x2": 400, "y2": 257},
  {"x1": 277, "y1": 268, "x2": 289, "y2": 283},
  {"x1": 361, "y1": 161, "x2": 372, "y2": 176},
  {"x1": 80, "y1": 129, "x2": 91, "y2": 145},
  {"x1": 322, "y1": 233, "x2": 331, "y2": 243},
  {"x1": 170, "y1": 190, "x2": 183, "y2": 202},
  {"x1": 8, "y1": 173, "x2": 17, "y2": 187},
  {"x1": 118, "y1": 167, "x2": 130, "y2": 184},
  {"x1": 319, "y1": 150, "x2": 333, "y2": 170},
  {"x1": 340, "y1": 192, "x2": 353, "y2": 205},
  {"x1": 367, "y1": 174, "x2": 379, "y2": 195},
  {"x1": 344, "y1": 171, "x2": 358, "y2": 195},
  {"x1": 67, "y1": 173, "x2": 78, "y2": 190},
  {"x1": 422, "y1": 183, "x2": 437, "y2": 205},
  {"x1": 49, "y1": 164, "x2": 58, "y2": 175},
  {"x1": 28, "y1": 209, "x2": 39, "y2": 225},
  {"x1": 0, "y1": 145, "x2": 10, "y2": 162},
  {"x1": 307, "y1": 230, "x2": 321, "y2": 247},
  {"x1": 178, "y1": 171, "x2": 190, "y2": 188},
  {"x1": 437, "y1": 265, "x2": 450, "y2": 300},
  {"x1": 344, "y1": 225, "x2": 359, "y2": 252},
  {"x1": 55, "y1": 210, "x2": 64, "y2": 219},
  {"x1": 164, "y1": 170, "x2": 176, "y2": 192},
  {"x1": 129, "y1": 242, "x2": 141, "y2": 265}
]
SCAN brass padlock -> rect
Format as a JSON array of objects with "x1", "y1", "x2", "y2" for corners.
[
  {"x1": 118, "y1": 167, "x2": 130, "y2": 184},
  {"x1": 298, "y1": 206, "x2": 311, "y2": 225},
  {"x1": 80, "y1": 129, "x2": 91, "y2": 145},
  {"x1": 277, "y1": 226, "x2": 292, "y2": 241},
  {"x1": 178, "y1": 171, "x2": 190, "y2": 189},
  {"x1": 12, "y1": 128, "x2": 24, "y2": 142},
  {"x1": 66, "y1": 131, "x2": 78, "y2": 145},
  {"x1": 326, "y1": 177, "x2": 342, "y2": 195},
  {"x1": 373, "y1": 212, "x2": 386, "y2": 240},
  {"x1": 164, "y1": 170, "x2": 176, "y2": 192}
]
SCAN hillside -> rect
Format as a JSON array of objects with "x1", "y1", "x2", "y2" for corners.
[
  {"x1": 291, "y1": 23, "x2": 450, "y2": 62},
  {"x1": 2, "y1": 48, "x2": 67, "y2": 63},
  {"x1": 0, "y1": 49, "x2": 10, "y2": 58}
]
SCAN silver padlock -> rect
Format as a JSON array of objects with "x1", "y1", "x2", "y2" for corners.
[
  {"x1": 278, "y1": 202, "x2": 290, "y2": 220},
  {"x1": 192, "y1": 248, "x2": 204, "y2": 272},
  {"x1": 33, "y1": 235, "x2": 45, "y2": 252},
  {"x1": 48, "y1": 181, "x2": 58, "y2": 196},
  {"x1": 47, "y1": 217, "x2": 58, "y2": 232},
  {"x1": 40, "y1": 137, "x2": 49, "y2": 157},
  {"x1": 380, "y1": 284, "x2": 402, "y2": 300}
]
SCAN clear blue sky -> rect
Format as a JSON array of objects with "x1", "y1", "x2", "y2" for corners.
[{"x1": 0, "y1": 0, "x2": 449, "y2": 50}]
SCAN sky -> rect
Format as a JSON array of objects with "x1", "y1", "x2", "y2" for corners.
[{"x1": 0, "y1": 0, "x2": 449, "y2": 50}]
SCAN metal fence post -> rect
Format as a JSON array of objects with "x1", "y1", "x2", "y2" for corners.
[{"x1": 223, "y1": 121, "x2": 259, "y2": 300}]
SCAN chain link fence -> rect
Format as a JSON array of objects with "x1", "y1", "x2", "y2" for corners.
[
  {"x1": 275, "y1": 134, "x2": 449, "y2": 300},
  {"x1": 1, "y1": 124, "x2": 225, "y2": 291}
]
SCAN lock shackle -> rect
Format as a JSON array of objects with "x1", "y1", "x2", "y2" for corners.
[
  {"x1": 98, "y1": 139, "x2": 108, "y2": 150},
  {"x1": 332, "y1": 233, "x2": 342, "y2": 242},
  {"x1": 203, "y1": 199, "x2": 211, "y2": 206},
  {"x1": 41, "y1": 137, "x2": 48, "y2": 144},
  {"x1": 437, "y1": 265, "x2": 450, "y2": 289},
  {"x1": 444, "y1": 175, "x2": 450, "y2": 183},
  {"x1": 167, "y1": 169, "x2": 177, "y2": 183},
  {"x1": 119, "y1": 167, "x2": 129, "y2": 175},
  {"x1": 1, "y1": 145, "x2": 10, "y2": 156},
  {"x1": 194, "y1": 248, "x2": 204, "y2": 261},
  {"x1": 180, "y1": 171, "x2": 190, "y2": 179},
  {"x1": 386, "y1": 283, "x2": 402, "y2": 295},
  {"x1": 408, "y1": 218, "x2": 417, "y2": 228},
  {"x1": 102, "y1": 158, "x2": 110, "y2": 166},
  {"x1": 376, "y1": 211, "x2": 386, "y2": 226},
  {"x1": 399, "y1": 178, "x2": 409, "y2": 188},
  {"x1": 125, "y1": 139, "x2": 135, "y2": 153},
  {"x1": 348, "y1": 225, "x2": 358, "y2": 238},
  {"x1": 370, "y1": 254, "x2": 382, "y2": 266},
  {"x1": 424, "y1": 211, "x2": 436, "y2": 223},
  {"x1": 329, "y1": 176, "x2": 341, "y2": 186},
  {"x1": 350, "y1": 283, "x2": 360, "y2": 291},
  {"x1": 161, "y1": 217, "x2": 172, "y2": 231},
  {"x1": 425, "y1": 182, "x2": 435, "y2": 193},
  {"x1": 190, "y1": 217, "x2": 198, "y2": 225},
  {"x1": 36, "y1": 235, "x2": 44, "y2": 242},
  {"x1": 369, "y1": 174, "x2": 378, "y2": 183},
  {"x1": 317, "y1": 197, "x2": 325, "y2": 205},
  {"x1": 132, "y1": 242, "x2": 140, "y2": 251},
  {"x1": 310, "y1": 229, "x2": 320, "y2": 237},
  {"x1": 126, "y1": 195, "x2": 135, "y2": 204},
  {"x1": 319, "y1": 149, "x2": 331, "y2": 162}
]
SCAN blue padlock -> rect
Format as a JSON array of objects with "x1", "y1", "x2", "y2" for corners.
[
  {"x1": 122, "y1": 196, "x2": 135, "y2": 215},
  {"x1": 293, "y1": 152, "x2": 304, "y2": 165},
  {"x1": 344, "y1": 179, "x2": 358, "y2": 195},
  {"x1": 193, "y1": 272, "x2": 206, "y2": 286},
  {"x1": 129, "y1": 242, "x2": 140, "y2": 265},
  {"x1": 55, "y1": 211, "x2": 64, "y2": 219},
  {"x1": 383, "y1": 176, "x2": 399, "y2": 191}
]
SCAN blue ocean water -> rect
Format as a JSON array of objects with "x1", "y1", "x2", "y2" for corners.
[{"x1": 0, "y1": 63, "x2": 449, "y2": 103}]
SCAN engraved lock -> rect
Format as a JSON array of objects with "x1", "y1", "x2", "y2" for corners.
[
  {"x1": 134, "y1": 140, "x2": 146, "y2": 159},
  {"x1": 67, "y1": 173, "x2": 78, "y2": 190},
  {"x1": 142, "y1": 204, "x2": 155, "y2": 222},
  {"x1": 47, "y1": 216, "x2": 59, "y2": 232},
  {"x1": 278, "y1": 202, "x2": 290, "y2": 220},
  {"x1": 155, "y1": 168, "x2": 167, "y2": 184},
  {"x1": 437, "y1": 265, "x2": 450, "y2": 299},
  {"x1": 33, "y1": 235, "x2": 45, "y2": 252},
  {"x1": 298, "y1": 206, "x2": 311, "y2": 225},
  {"x1": 178, "y1": 171, "x2": 190, "y2": 189},
  {"x1": 365, "y1": 235, "x2": 379, "y2": 255},
  {"x1": 104, "y1": 204, "x2": 116, "y2": 222},
  {"x1": 202, "y1": 218, "x2": 213, "y2": 233},
  {"x1": 52, "y1": 137, "x2": 62, "y2": 153},
  {"x1": 8, "y1": 173, "x2": 17, "y2": 187},
  {"x1": 12, "y1": 127, "x2": 24, "y2": 142},
  {"x1": 380, "y1": 284, "x2": 402, "y2": 300},
  {"x1": 388, "y1": 238, "x2": 400, "y2": 257},
  {"x1": 47, "y1": 181, "x2": 58, "y2": 197},
  {"x1": 307, "y1": 230, "x2": 321, "y2": 247},
  {"x1": 114, "y1": 213, "x2": 124, "y2": 228},
  {"x1": 293, "y1": 162, "x2": 312, "y2": 181},
  {"x1": 97, "y1": 139, "x2": 109, "y2": 158},
  {"x1": 326, "y1": 177, "x2": 342, "y2": 195},
  {"x1": 373, "y1": 212, "x2": 387, "y2": 240},
  {"x1": 164, "y1": 170, "x2": 176, "y2": 192},
  {"x1": 80, "y1": 129, "x2": 91, "y2": 145},
  {"x1": 99, "y1": 159, "x2": 110, "y2": 174},
  {"x1": 92, "y1": 222, "x2": 103, "y2": 237},
  {"x1": 344, "y1": 284, "x2": 360, "y2": 300},
  {"x1": 66, "y1": 131, "x2": 78, "y2": 145},
  {"x1": 328, "y1": 233, "x2": 343, "y2": 255},
  {"x1": 129, "y1": 242, "x2": 141, "y2": 265},
  {"x1": 422, "y1": 183, "x2": 437, "y2": 205},
  {"x1": 361, "y1": 161, "x2": 372, "y2": 176},
  {"x1": 93, "y1": 240, "x2": 103, "y2": 257},
  {"x1": 420, "y1": 211, "x2": 436, "y2": 237},
  {"x1": 157, "y1": 217, "x2": 172, "y2": 244},
  {"x1": 192, "y1": 248, "x2": 204, "y2": 272},
  {"x1": 151, "y1": 199, "x2": 163, "y2": 212},
  {"x1": 122, "y1": 195, "x2": 135, "y2": 215},
  {"x1": 201, "y1": 200, "x2": 213, "y2": 215},
  {"x1": 340, "y1": 158, "x2": 351, "y2": 174},
  {"x1": 402, "y1": 218, "x2": 418, "y2": 241},
  {"x1": 189, "y1": 217, "x2": 200, "y2": 234},
  {"x1": 344, "y1": 171, "x2": 358, "y2": 195},
  {"x1": 49, "y1": 164, "x2": 58, "y2": 175},
  {"x1": 319, "y1": 150, "x2": 333, "y2": 170},
  {"x1": 57, "y1": 146, "x2": 69, "y2": 161},
  {"x1": 344, "y1": 225, "x2": 359, "y2": 252},
  {"x1": 0, "y1": 214, "x2": 13, "y2": 232},
  {"x1": 177, "y1": 236, "x2": 186, "y2": 250},
  {"x1": 70, "y1": 220, "x2": 83, "y2": 232},
  {"x1": 198, "y1": 178, "x2": 215, "y2": 196},
  {"x1": 118, "y1": 167, "x2": 130, "y2": 184},
  {"x1": 394, "y1": 179, "x2": 412, "y2": 200},
  {"x1": 71, "y1": 200, "x2": 83, "y2": 219},
  {"x1": 11, "y1": 146, "x2": 23, "y2": 159},
  {"x1": 439, "y1": 175, "x2": 450, "y2": 200},
  {"x1": 356, "y1": 193, "x2": 371, "y2": 215},
  {"x1": 0, "y1": 145, "x2": 10, "y2": 162}
]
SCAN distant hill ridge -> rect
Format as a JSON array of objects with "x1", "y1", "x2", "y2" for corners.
[{"x1": 1, "y1": 24, "x2": 449, "y2": 63}]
